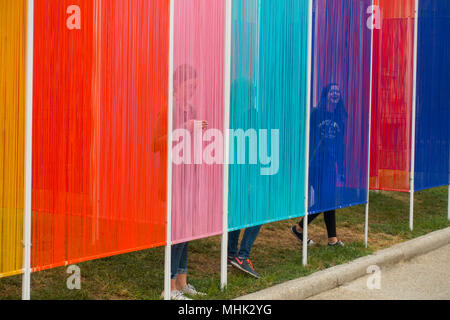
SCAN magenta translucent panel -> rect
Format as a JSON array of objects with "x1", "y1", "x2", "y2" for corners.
[{"x1": 172, "y1": 0, "x2": 225, "y2": 244}]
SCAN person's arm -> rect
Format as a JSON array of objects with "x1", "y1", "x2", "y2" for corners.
[
  {"x1": 153, "y1": 108, "x2": 168, "y2": 153},
  {"x1": 336, "y1": 117, "x2": 346, "y2": 182},
  {"x1": 309, "y1": 109, "x2": 321, "y2": 165},
  {"x1": 186, "y1": 107, "x2": 208, "y2": 131}
]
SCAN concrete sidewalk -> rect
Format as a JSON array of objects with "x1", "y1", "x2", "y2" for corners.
[
  {"x1": 309, "y1": 243, "x2": 450, "y2": 300},
  {"x1": 237, "y1": 227, "x2": 450, "y2": 300}
]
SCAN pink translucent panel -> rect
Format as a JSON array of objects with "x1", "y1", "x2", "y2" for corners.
[{"x1": 172, "y1": 0, "x2": 224, "y2": 244}]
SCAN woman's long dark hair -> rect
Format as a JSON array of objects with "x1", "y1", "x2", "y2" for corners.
[{"x1": 317, "y1": 83, "x2": 347, "y2": 123}]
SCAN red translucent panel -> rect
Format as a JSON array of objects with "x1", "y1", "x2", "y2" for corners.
[
  {"x1": 370, "y1": 0, "x2": 416, "y2": 192},
  {"x1": 32, "y1": 0, "x2": 169, "y2": 271}
]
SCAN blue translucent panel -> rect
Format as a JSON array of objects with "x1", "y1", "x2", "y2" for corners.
[
  {"x1": 309, "y1": 0, "x2": 372, "y2": 214},
  {"x1": 414, "y1": 0, "x2": 450, "y2": 191}
]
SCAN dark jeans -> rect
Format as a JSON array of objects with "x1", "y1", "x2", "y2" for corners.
[
  {"x1": 171, "y1": 242, "x2": 188, "y2": 279},
  {"x1": 228, "y1": 225, "x2": 262, "y2": 260},
  {"x1": 299, "y1": 210, "x2": 337, "y2": 238}
]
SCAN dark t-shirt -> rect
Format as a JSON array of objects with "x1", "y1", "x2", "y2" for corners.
[{"x1": 310, "y1": 108, "x2": 345, "y2": 176}]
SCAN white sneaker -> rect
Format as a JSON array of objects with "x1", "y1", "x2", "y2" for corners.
[
  {"x1": 170, "y1": 290, "x2": 192, "y2": 300},
  {"x1": 181, "y1": 284, "x2": 206, "y2": 296}
]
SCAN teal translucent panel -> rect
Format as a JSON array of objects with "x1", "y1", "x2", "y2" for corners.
[{"x1": 228, "y1": 0, "x2": 310, "y2": 231}]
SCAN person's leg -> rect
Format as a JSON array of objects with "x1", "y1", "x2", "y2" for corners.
[
  {"x1": 291, "y1": 213, "x2": 320, "y2": 245},
  {"x1": 228, "y1": 229, "x2": 241, "y2": 258},
  {"x1": 296, "y1": 212, "x2": 320, "y2": 232},
  {"x1": 230, "y1": 226, "x2": 262, "y2": 279},
  {"x1": 237, "y1": 225, "x2": 262, "y2": 259},
  {"x1": 171, "y1": 243, "x2": 186, "y2": 291},
  {"x1": 323, "y1": 210, "x2": 338, "y2": 243},
  {"x1": 175, "y1": 242, "x2": 189, "y2": 290},
  {"x1": 174, "y1": 243, "x2": 205, "y2": 296}
]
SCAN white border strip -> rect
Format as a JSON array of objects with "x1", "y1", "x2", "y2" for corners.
[
  {"x1": 220, "y1": 0, "x2": 232, "y2": 291},
  {"x1": 164, "y1": 0, "x2": 175, "y2": 301},
  {"x1": 302, "y1": 0, "x2": 314, "y2": 267},
  {"x1": 22, "y1": 0, "x2": 34, "y2": 301},
  {"x1": 410, "y1": 0, "x2": 420, "y2": 231}
]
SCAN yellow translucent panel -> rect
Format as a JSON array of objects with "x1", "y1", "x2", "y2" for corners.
[{"x1": 0, "y1": 0, "x2": 26, "y2": 278}]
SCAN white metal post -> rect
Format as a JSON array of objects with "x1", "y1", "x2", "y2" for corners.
[
  {"x1": 220, "y1": 0, "x2": 232, "y2": 291},
  {"x1": 365, "y1": 0, "x2": 375, "y2": 249},
  {"x1": 164, "y1": 0, "x2": 175, "y2": 301},
  {"x1": 303, "y1": 0, "x2": 313, "y2": 267},
  {"x1": 22, "y1": 0, "x2": 34, "y2": 301},
  {"x1": 410, "y1": 0, "x2": 420, "y2": 231}
]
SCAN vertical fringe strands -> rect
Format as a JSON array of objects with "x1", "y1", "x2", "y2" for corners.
[
  {"x1": 309, "y1": 0, "x2": 372, "y2": 214},
  {"x1": 0, "y1": 0, "x2": 27, "y2": 278},
  {"x1": 414, "y1": 0, "x2": 450, "y2": 191},
  {"x1": 171, "y1": 0, "x2": 225, "y2": 244},
  {"x1": 370, "y1": 0, "x2": 416, "y2": 193},
  {"x1": 31, "y1": 0, "x2": 170, "y2": 272},
  {"x1": 228, "y1": 0, "x2": 310, "y2": 230}
]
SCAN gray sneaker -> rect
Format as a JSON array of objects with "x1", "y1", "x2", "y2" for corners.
[
  {"x1": 181, "y1": 284, "x2": 206, "y2": 296},
  {"x1": 230, "y1": 257, "x2": 260, "y2": 279},
  {"x1": 328, "y1": 240, "x2": 344, "y2": 247},
  {"x1": 170, "y1": 290, "x2": 192, "y2": 300}
]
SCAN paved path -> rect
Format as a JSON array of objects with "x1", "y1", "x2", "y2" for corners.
[{"x1": 309, "y1": 244, "x2": 450, "y2": 300}]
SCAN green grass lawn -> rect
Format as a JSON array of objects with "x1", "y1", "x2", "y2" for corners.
[{"x1": 0, "y1": 187, "x2": 448, "y2": 300}]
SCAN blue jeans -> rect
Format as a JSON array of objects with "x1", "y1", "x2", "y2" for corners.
[
  {"x1": 228, "y1": 225, "x2": 262, "y2": 260},
  {"x1": 171, "y1": 242, "x2": 188, "y2": 279}
]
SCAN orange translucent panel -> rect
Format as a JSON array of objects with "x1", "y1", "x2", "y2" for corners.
[{"x1": 0, "y1": 0, "x2": 26, "y2": 278}]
